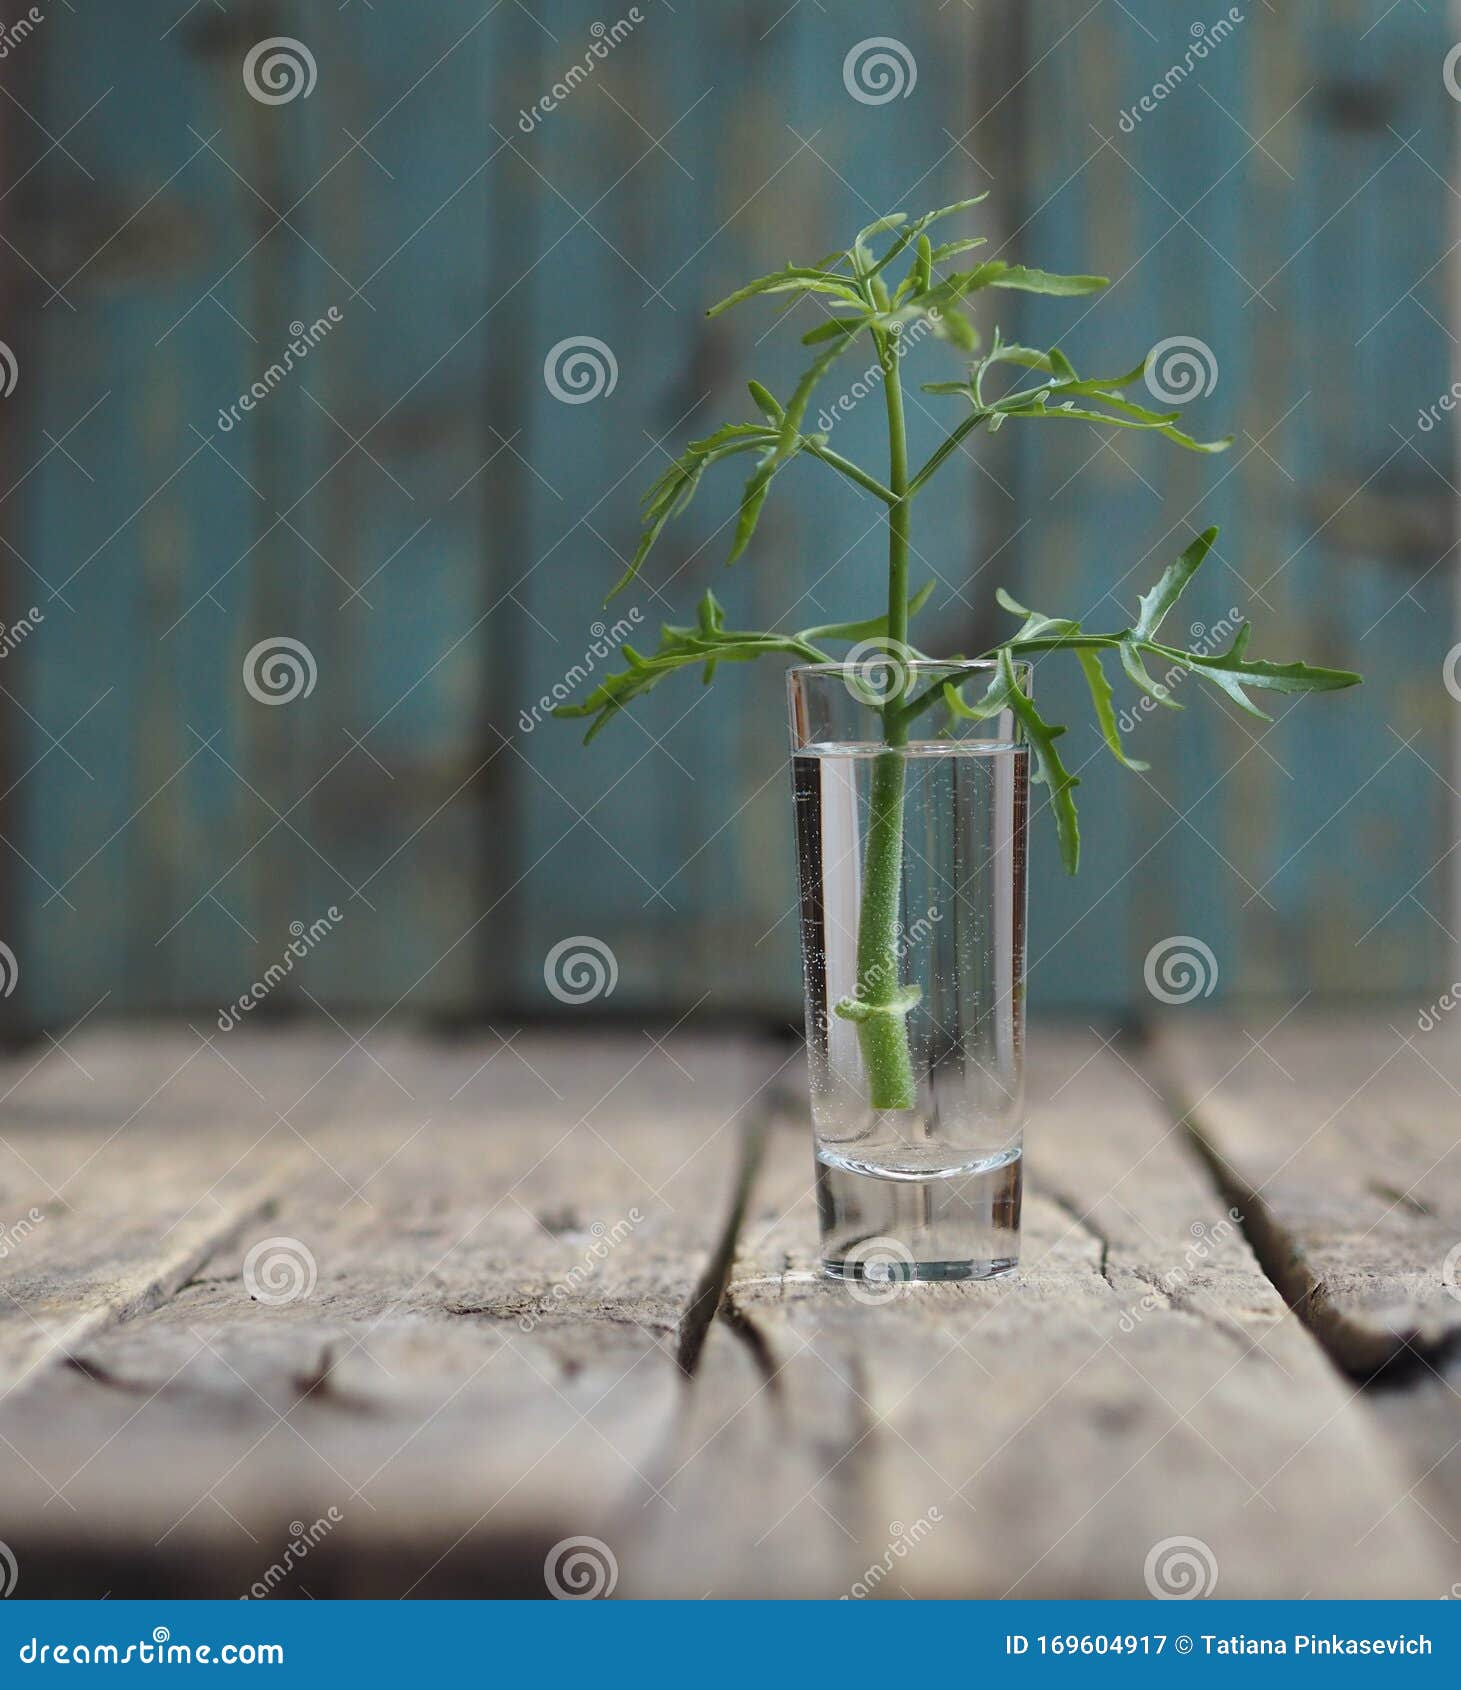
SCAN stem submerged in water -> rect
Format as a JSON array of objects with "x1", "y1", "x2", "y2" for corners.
[{"x1": 849, "y1": 328, "x2": 919, "y2": 1111}]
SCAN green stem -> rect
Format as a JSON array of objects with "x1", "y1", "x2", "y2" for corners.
[
  {"x1": 802, "y1": 439, "x2": 897, "y2": 505},
  {"x1": 848, "y1": 328, "x2": 918, "y2": 1111}
]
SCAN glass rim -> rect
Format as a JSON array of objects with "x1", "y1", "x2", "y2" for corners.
[{"x1": 788, "y1": 657, "x2": 1031, "y2": 677}]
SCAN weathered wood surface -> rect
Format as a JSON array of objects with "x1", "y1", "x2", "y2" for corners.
[
  {"x1": 1155, "y1": 1012, "x2": 1461, "y2": 1588},
  {"x1": 629, "y1": 1034, "x2": 1448, "y2": 1598},
  {"x1": 0, "y1": 1028, "x2": 774, "y2": 1595},
  {"x1": 1155, "y1": 1015, "x2": 1461, "y2": 1376},
  {"x1": 0, "y1": 1021, "x2": 1455, "y2": 1598}
]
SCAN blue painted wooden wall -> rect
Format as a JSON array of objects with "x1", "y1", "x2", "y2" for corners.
[{"x1": 0, "y1": 1, "x2": 1452, "y2": 1029}]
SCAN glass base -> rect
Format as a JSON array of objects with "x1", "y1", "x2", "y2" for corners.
[
  {"x1": 821, "y1": 1255, "x2": 1018, "y2": 1284},
  {"x1": 815, "y1": 1150, "x2": 1022, "y2": 1288}
]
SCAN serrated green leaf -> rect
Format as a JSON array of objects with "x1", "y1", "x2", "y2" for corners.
[
  {"x1": 725, "y1": 335, "x2": 857, "y2": 566},
  {"x1": 1134, "y1": 528, "x2": 1217, "y2": 640},
  {"x1": 554, "y1": 590, "x2": 828, "y2": 740},
  {"x1": 801, "y1": 581, "x2": 935, "y2": 644},
  {"x1": 801, "y1": 316, "x2": 868, "y2": 346},
  {"x1": 941, "y1": 670, "x2": 1012, "y2": 724},
  {"x1": 928, "y1": 237, "x2": 988, "y2": 263},
  {"x1": 923, "y1": 262, "x2": 1106, "y2": 303},
  {"x1": 999, "y1": 648, "x2": 1081, "y2": 874},
  {"x1": 706, "y1": 267, "x2": 865, "y2": 317},
  {"x1": 995, "y1": 586, "x2": 1081, "y2": 644},
  {"x1": 1077, "y1": 649, "x2": 1149, "y2": 771},
  {"x1": 747, "y1": 381, "x2": 783, "y2": 423},
  {"x1": 1119, "y1": 636, "x2": 1183, "y2": 710}
]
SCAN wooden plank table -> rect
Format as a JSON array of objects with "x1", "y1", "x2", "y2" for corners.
[{"x1": 0, "y1": 1017, "x2": 1455, "y2": 1599}]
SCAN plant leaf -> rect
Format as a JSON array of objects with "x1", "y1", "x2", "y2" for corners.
[
  {"x1": 727, "y1": 335, "x2": 857, "y2": 565},
  {"x1": 553, "y1": 591, "x2": 827, "y2": 741},
  {"x1": 995, "y1": 586, "x2": 1082, "y2": 644},
  {"x1": 999, "y1": 648, "x2": 1081, "y2": 874},
  {"x1": 801, "y1": 581, "x2": 935, "y2": 643},
  {"x1": 1133, "y1": 528, "x2": 1217, "y2": 641},
  {"x1": 1077, "y1": 649, "x2": 1149, "y2": 771},
  {"x1": 706, "y1": 267, "x2": 865, "y2": 317},
  {"x1": 747, "y1": 381, "x2": 783, "y2": 423},
  {"x1": 1119, "y1": 636, "x2": 1183, "y2": 710},
  {"x1": 801, "y1": 316, "x2": 868, "y2": 346}
]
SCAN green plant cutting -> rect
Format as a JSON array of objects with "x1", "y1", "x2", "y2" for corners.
[{"x1": 556, "y1": 198, "x2": 1360, "y2": 1110}]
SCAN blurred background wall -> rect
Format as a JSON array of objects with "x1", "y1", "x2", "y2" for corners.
[{"x1": 0, "y1": 0, "x2": 1454, "y2": 1033}]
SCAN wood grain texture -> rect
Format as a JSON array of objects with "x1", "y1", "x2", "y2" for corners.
[
  {"x1": 0, "y1": 1022, "x2": 1454, "y2": 1598},
  {"x1": 0, "y1": 1027, "x2": 776, "y2": 1595},
  {"x1": 1154, "y1": 1013, "x2": 1461, "y2": 1375},
  {"x1": 1153, "y1": 1011, "x2": 1461, "y2": 1570},
  {"x1": 627, "y1": 1031, "x2": 1449, "y2": 1598}
]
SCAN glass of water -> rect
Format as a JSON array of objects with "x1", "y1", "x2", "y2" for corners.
[{"x1": 788, "y1": 659, "x2": 1030, "y2": 1283}]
